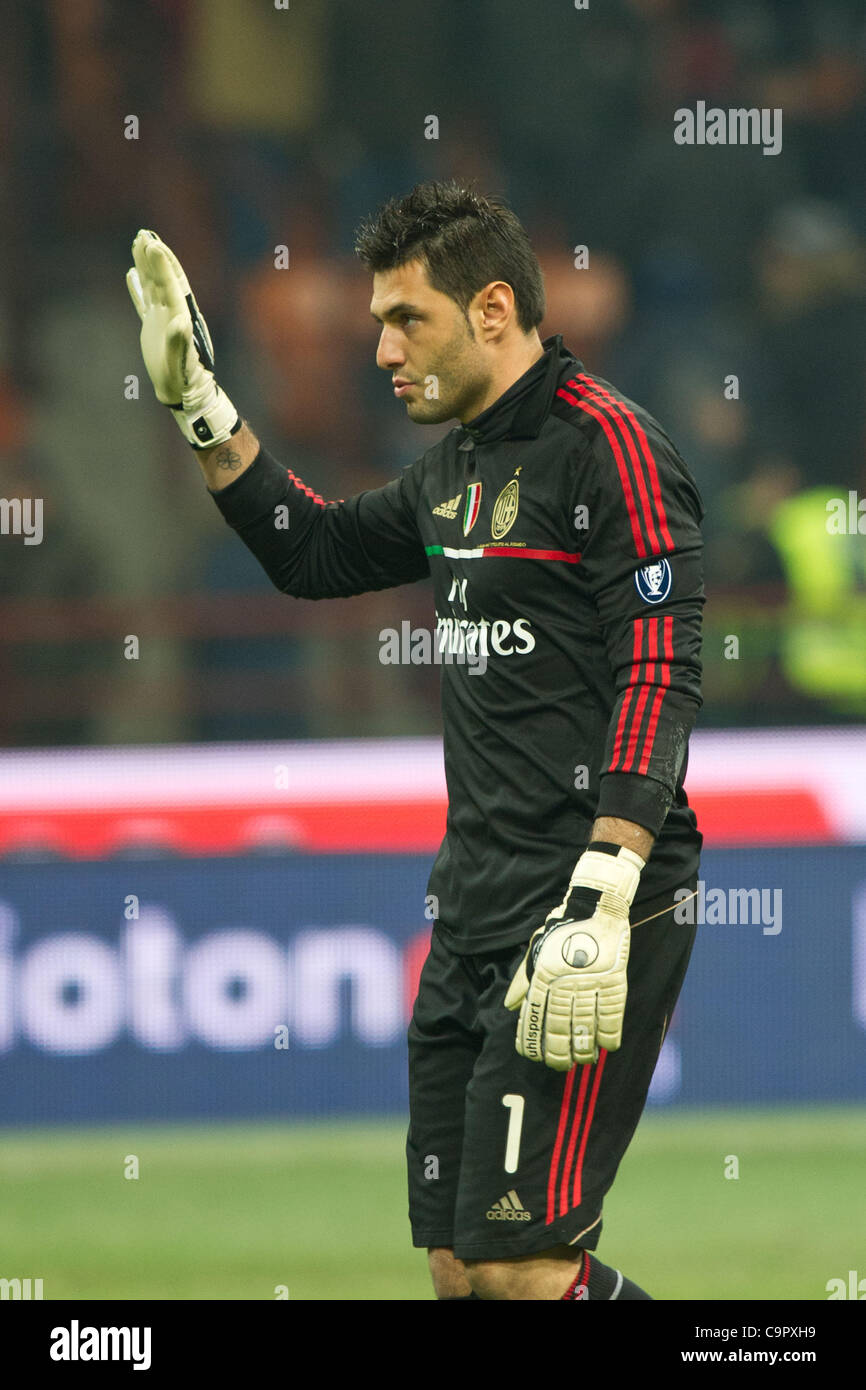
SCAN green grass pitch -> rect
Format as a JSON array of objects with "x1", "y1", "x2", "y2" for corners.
[{"x1": 0, "y1": 1107, "x2": 861, "y2": 1300}]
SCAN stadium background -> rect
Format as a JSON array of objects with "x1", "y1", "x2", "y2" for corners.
[{"x1": 1, "y1": 0, "x2": 864, "y2": 1300}]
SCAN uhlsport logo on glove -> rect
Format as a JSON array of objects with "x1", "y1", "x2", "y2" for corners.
[
  {"x1": 504, "y1": 843, "x2": 646, "y2": 1070},
  {"x1": 560, "y1": 930, "x2": 600, "y2": 968}
]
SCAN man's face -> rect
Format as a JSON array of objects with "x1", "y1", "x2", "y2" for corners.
[{"x1": 370, "y1": 259, "x2": 490, "y2": 424}]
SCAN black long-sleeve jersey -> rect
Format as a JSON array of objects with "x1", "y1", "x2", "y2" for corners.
[{"x1": 212, "y1": 335, "x2": 705, "y2": 952}]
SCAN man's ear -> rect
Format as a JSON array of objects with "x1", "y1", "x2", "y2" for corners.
[{"x1": 475, "y1": 281, "x2": 514, "y2": 339}]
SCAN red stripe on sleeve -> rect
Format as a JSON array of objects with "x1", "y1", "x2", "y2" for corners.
[
  {"x1": 573, "y1": 380, "x2": 661, "y2": 556},
  {"x1": 637, "y1": 616, "x2": 673, "y2": 774},
  {"x1": 556, "y1": 386, "x2": 647, "y2": 558},
  {"x1": 633, "y1": 617, "x2": 675, "y2": 778},
  {"x1": 621, "y1": 683, "x2": 653, "y2": 773},
  {"x1": 608, "y1": 620, "x2": 644, "y2": 770},
  {"x1": 286, "y1": 469, "x2": 327, "y2": 507},
  {"x1": 638, "y1": 687, "x2": 667, "y2": 776},
  {"x1": 576, "y1": 374, "x2": 674, "y2": 552},
  {"x1": 645, "y1": 611, "x2": 658, "y2": 684}
]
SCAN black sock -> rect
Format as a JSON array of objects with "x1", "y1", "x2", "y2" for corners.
[{"x1": 562, "y1": 1251, "x2": 653, "y2": 1301}]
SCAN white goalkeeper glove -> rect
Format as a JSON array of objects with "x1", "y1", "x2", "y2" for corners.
[
  {"x1": 126, "y1": 229, "x2": 241, "y2": 450},
  {"x1": 504, "y1": 842, "x2": 645, "y2": 1071}
]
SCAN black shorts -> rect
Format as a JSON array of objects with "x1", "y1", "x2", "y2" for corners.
[{"x1": 406, "y1": 877, "x2": 698, "y2": 1261}]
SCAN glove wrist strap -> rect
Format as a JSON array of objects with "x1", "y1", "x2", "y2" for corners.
[
  {"x1": 170, "y1": 380, "x2": 241, "y2": 451},
  {"x1": 569, "y1": 843, "x2": 645, "y2": 908},
  {"x1": 542, "y1": 843, "x2": 646, "y2": 930}
]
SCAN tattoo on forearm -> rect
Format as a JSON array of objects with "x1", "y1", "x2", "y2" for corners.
[{"x1": 214, "y1": 445, "x2": 242, "y2": 471}]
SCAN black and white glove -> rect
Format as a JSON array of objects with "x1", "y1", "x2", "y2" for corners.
[
  {"x1": 504, "y1": 843, "x2": 645, "y2": 1070},
  {"x1": 126, "y1": 229, "x2": 241, "y2": 450}
]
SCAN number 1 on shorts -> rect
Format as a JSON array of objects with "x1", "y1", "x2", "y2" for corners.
[{"x1": 502, "y1": 1093, "x2": 525, "y2": 1174}]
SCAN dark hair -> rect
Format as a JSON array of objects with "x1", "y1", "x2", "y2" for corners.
[{"x1": 354, "y1": 180, "x2": 545, "y2": 333}]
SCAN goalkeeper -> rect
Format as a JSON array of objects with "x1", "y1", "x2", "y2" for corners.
[{"x1": 127, "y1": 182, "x2": 704, "y2": 1301}]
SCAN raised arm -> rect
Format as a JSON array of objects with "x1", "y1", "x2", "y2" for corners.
[
  {"x1": 127, "y1": 230, "x2": 429, "y2": 599},
  {"x1": 196, "y1": 423, "x2": 261, "y2": 492}
]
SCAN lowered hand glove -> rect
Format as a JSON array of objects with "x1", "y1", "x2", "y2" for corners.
[
  {"x1": 504, "y1": 842, "x2": 645, "y2": 1070},
  {"x1": 126, "y1": 229, "x2": 240, "y2": 450}
]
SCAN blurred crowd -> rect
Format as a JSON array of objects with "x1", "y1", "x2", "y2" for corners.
[{"x1": 1, "y1": 0, "x2": 865, "y2": 745}]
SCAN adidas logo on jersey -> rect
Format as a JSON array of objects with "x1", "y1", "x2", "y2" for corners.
[
  {"x1": 486, "y1": 1189, "x2": 532, "y2": 1221},
  {"x1": 433, "y1": 493, "x2": 461, "y2": 519}
]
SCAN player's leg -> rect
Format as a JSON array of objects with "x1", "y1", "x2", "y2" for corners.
[
  {"x1": 406, "y1": 931, "x2": 484, "y2": 1298},
  {"x1": 451, "y1": 878, "x2": 698, "y2": 1299},
  {"x1": 463, "y1": 1243, "x2": 582, "y2": 1300},
  {"x1": 427, "y1": 1246, "x2": 474, "y2": 1299},
  {"x1": 463, "y1": 1245, "x2": 651, "y2": 1300}
]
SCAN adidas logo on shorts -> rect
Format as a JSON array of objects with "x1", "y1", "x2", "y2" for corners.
[{"x1": 486, "y1": 1189, "x2": 532, "y2": 1221}]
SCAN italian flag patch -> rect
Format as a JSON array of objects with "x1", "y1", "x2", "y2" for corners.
[{"x1": 463, "y1": 482, "x2": 482, "y2": 536}]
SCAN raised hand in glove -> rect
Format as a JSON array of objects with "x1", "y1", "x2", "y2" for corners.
[{"x1": 126, "y1": 229, "x2": 240, "y2": 450}]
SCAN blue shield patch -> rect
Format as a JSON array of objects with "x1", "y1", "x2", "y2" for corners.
[{"x1": 634, "y1": 557, "x2": 672, "y2": 604}]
